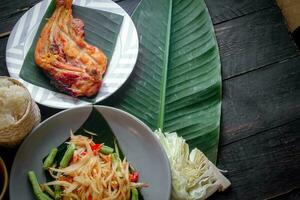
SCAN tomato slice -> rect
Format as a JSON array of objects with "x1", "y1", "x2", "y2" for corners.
[
  {"x1": 90, "y1": 144, "x2": 101, "y2": 155},
  {"x1": 129, "y1": 171, "x2": 139, "y2": 182}
]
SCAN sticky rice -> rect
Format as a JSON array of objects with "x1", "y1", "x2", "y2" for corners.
[{"x1": 0, "y1": 79, "x2": 29, "y2": 129}]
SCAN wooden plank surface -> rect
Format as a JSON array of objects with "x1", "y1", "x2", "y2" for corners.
[
  {"x1": 205, "y1": 0, "x2": 275, "y2": 24},
  {"x1": 0, "y1": 37, "x2": 8, "y2": 75},
  {"x1": 0, "y1": 37, "x2": 9, "y2": 75},
  {"x1": 0, "y1": 57, "x2": 8, "y2": 76},
  {"x1": 215, "y1": 7, "x2": 299, "y2": 79},
  {"x1": 211, "y1": 119, "x2": 300, "y2": 200},
  {"x1": 0, "y1": 37, "x2": 8, "y2": 56},
  {"x1": 221, "y1": 55, "x2": 300, "y2": 145},
  {"x1": 269, "y1": 188, "x2": 300, "y2": 200},
  {"x1": 0, "y1": 0, "x2": 39, "y2": 33},
  {"x1": 0, "y1": 14, "x2": 22, "y2": 33},
  {"x1": 0, "y1": 0, "x2": 39, "y2": 19},
  {"x1": 0, "y1": 0, "x2": 299, "y2": 200}
]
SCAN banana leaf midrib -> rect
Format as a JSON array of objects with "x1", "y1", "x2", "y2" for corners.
[
  {"x1": 139, "y1": 0, "x2": 214, "y2": 131},
  {"x1": 157, "y1": 0, "x2": 173, "y2": 129}
]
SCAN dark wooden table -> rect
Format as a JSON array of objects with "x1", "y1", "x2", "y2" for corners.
[{"x1": 0, "y1": 0, "x2": 299, "y2": 199}]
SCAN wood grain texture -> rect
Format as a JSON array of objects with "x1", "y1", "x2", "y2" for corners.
[
  {"x1": 204, "y1": 0, "x2": 275, "y2": 24},
  {"x1": 268, "y1": 188, "x2": 300, "y2": 200},
  {"x1": 0, "y1": 57, "x2": 8, "y2": 76},
  {"x1": 0, "y1": 36, "x2": 9, "y2": 76},
  {"x1": 0, "y1": 1, "x2": 299, "y2": 200},
  {"x1": 0, "y1": 36, "x2": 8, "y2": 55},
  {"x1": 211, "y1": 119, "x2": 300, "y2": 200},
  {"x1": 0, "y1": 14, "x2": 22, "y2": 33},
  {"x1": 0, "y1": 0, "x2": 39, "y2": 19},
  {"x1": 221, "y1": 55, "x2": 300, "y2": 145},
  {"x1": 215, "y1": 7, "x2": 299, "y2": 80},
  {"x1": 0, "y1": 0, "x2": 40, "y2": 33},
  {"x1": 39, "y1": 105, "x2": 60, "y2": 121}
]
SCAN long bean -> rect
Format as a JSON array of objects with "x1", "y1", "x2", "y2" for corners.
[
  {"x1": 28, "y1": 171, "x2": 53, "y2": 200},
  {"x1": 59, "y1": 144, "x2": 75, "y2": 168},
  {"x1": 114, "y1": 138, "x2": 120, "y2": 157},
  {"x1": 111, "y1": 153, "x2": 118, "y2": 163},
  {"x1": 43, "y1": 148, "x2": 58, "y2": 170},
  {"x1": 53, "y1": 144, "x2": 74, "y2": 199},
  {"x1": 54, "y1": 185, "x2": 61, "y2": 200},
  {"x1": 131, "y1": 188, "x2": 139, "y2": 200},
  {"x1": 41, "y1": 185, "x2": 55, "y2": 198},
  {"x1": 100, "y1": 145, "x2": 114, "y2": 154}
]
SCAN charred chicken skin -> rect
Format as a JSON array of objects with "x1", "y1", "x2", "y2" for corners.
[{"x1": 35, "y1": 0, "x2": 107, "y2": 97}]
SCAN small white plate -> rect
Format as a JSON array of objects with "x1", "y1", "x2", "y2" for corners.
[{"x1": 6, "y1": 0, "x2": 139, "y2": 109}]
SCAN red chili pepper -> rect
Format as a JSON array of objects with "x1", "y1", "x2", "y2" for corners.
[
  {"x1": 129, "y1": 171, "x2": 139, "y2": 182},
  {"x1": 88, "y1": 195, "x2": 93, "y2": 200},
  {"x1": 90, "y1": 144, "x2": 101, "y2": 155},
  {"x1": 79, "y1": 144, "x2": 101, "y2": 157}
]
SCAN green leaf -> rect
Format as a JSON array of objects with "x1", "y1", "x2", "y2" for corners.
[
  {"x1": 113, "y1": 0, "x2": 221, "y2": 163},
  {"x1": 20, "y1": 0, "x2": 123, "y2": 102}
]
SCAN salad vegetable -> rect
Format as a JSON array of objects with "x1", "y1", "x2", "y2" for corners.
[
  {"x1": 59, "y1": 144, "x2": 75, "y2": 168},
  {"x1": 28, "y1": 133, "x2": 145, "y2": 200},
  {"x1": 131, "y1": 188, "x2": 139, "y2": 200},
  {"x1": 28, "y1": 171, "x2": 52, "y2": 200},
  {"x1": 155, "y1": 130, "x2": 231, "y2": 200},
  {"x1": 43, "y1": 148, "x2": 58, "y2": 170},
  {"x1": 41, "y1": 185, "x2": 55, "y2": 198}
]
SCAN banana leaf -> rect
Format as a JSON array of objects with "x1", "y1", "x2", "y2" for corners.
[
  {"x1": 20, "y1": 0, "x2": 123, "y2": 102},
  {"x1": 112, "y1": 0, "x2": 221, "y2": 163}
]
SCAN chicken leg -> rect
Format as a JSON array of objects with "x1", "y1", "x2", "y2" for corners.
[{"x1": 35, "y1": 0, "x2": 107, "y2": 97}]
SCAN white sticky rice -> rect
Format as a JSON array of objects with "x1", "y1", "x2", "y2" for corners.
[{"x1": 0, "y1": 79, "x2": 29, "y2": 129}]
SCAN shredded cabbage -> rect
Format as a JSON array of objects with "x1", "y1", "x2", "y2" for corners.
[{"x1": 155, "y1": 130, "x2": 231, "y2": 200}]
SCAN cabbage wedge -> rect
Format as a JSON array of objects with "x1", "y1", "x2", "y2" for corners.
[{"x1": 155, "y1": 130, "x2": 230, "y2": 200}]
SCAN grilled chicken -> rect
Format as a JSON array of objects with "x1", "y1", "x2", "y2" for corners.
[{"x1": 35, "y1": 0, "x2": 107, "y2": 97}]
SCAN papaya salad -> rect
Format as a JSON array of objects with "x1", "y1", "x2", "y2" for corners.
[{"x1": 27, "y1": 132, "x2": 146, "y2": 200}]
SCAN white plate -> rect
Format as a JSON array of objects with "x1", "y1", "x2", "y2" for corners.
[{"x1": 6, "y1": 0, "x2": 138, "y2": 109}]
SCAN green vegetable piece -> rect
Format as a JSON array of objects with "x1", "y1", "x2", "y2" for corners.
[
  {"x1": 155, "y1": 130, "x2": 231, "y2": 199},
  {"x1": 41, "y1": 185, "x2": 55, "y2": 198},
  {"x1": 28, "y1": 171, "x2": 53, "y2": 200},
  {"x1": 59, "y1": 144, "x2": 75, "y2": 168},
  {"x1": 114, "y1": 138, "x2": 120, "y2": 158},
  {"x1": 43, "y1": 148, "x2": 58, "y2": 170},
  {"x1": 100, "y1": 145, "x2": 114, "y2": 154},
  {"x1": 54, "y1": 185, "x2": 61, "y2": 200},
  {"x1": 131, "y1": 188, "x2": 139, "y2": 200},
  {"x1": 111, "y1": 153, "x2": 118, "y2": 163}
]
